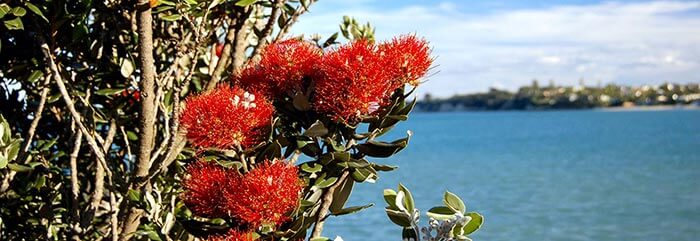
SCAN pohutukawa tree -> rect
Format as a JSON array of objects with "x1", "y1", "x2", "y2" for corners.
[{"x1": 0, "y1": 0, "x2": 482, "y2": 240}]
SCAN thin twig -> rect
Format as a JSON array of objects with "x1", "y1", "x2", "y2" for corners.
[
  {"x1": 274, "y1": 0, "x2": 316, "y2": 42},
  {"x1": 69, "y1": 126, "x2": 83, "y2": 241},
  {"x1": 41, "y1": 42, "x2": 118, "y2": 241},
  {"x1": 206, "y1": 7, "x2": 253, "y2": 90},
  {"x1": 249, "y1": 0, "x2": 283, "y2": 62}
]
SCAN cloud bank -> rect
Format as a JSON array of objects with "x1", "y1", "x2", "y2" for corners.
[{"x1": 291, "y1": 1, "x2": 700, "y2": 97}]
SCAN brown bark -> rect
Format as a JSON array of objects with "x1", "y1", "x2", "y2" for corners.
[{"x1": 119, "y1": 0, "x2": 158, "y2": 239}]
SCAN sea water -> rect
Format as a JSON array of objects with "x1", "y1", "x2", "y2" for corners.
[{"x1": 323, "y1": 109, "x2": 700, "y2": 241}]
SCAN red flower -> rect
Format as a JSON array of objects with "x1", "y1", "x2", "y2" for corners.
[
  {"x1": 224, "y1": 161, "x2": 303, "y2": 227},
  {"x1": 207, "y1": 229, "x2": 254, "y2": 241},
  {"x1": 235, "y1": 39, "x2": 321, "y2": 98},
  {"x1": 379, "y1": 35, "x2": 433, "y2": 87},
  {"x1": 182, "y1": 161, "x2": 236, "y2": 218},
  {"x1": 180, "y1": 85, "x2": 274, "y2": 149},
  {"x1": 312, "y1": 40, "x2": 394, "y2": 123}
]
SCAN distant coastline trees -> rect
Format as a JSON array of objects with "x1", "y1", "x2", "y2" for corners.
[{"x1": 418, "y1": 82, "x2": 700, "y2": 111}]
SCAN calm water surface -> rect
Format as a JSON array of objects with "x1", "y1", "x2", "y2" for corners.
[{"x1": 323, "y1": 109, "x2": 700, "y2": 241}]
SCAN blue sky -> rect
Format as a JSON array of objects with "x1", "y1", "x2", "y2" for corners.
[{"x1": 291, "y1": 0, "x2": 700, "y2": 98}]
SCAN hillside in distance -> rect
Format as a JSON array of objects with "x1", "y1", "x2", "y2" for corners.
[{"x1": 417, "y1": 82, "x2": 700, "y2": 112}]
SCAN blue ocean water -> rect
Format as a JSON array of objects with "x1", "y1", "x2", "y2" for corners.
[{"x1": 323, "y1": 109, "x2": 700, "y2": 241}]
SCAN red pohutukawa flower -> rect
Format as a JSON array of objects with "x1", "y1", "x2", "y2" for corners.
[
  {"x1": 180, "y1": 85, "x2": 274, "y2": 149},
  {"x1": 235, "y1": 39, "x2": 321, "y2": 98},
  {"x1": 313, "y1": 40, "x2": 395, "y2": 123},
  {"x1": 224, "y1": 161, "x2": 303, "y2": 227},
  {"x1": 379, "y1": 35, "x2": 433, "y2": 86},
  {"x1": 207, "y1": 229, "x2": 254, "y2": 241},
  {"x1": 182, "y1": 161, "x2": 236, "y2": 218}
]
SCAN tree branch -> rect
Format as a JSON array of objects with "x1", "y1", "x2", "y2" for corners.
[
  {"x1": 274, "y1": 0, "x2": 316, "y2": 42},
  {"x1": 206, "y1": 7, "x2": 253, "y2": 90},
  {"x1": 249, "y1": 0, "x2": 283, "y2": 62},
  {"x1": 40, "y1": 42, "x2": 118, "y2": 241},
  {"x1": 120, "y1": 0, "x2": 158, "y2": 239},
  {"x1": 69, "y1": 127, "x2": 83, "y2": 241},
  {"x1": 310, "y1": 170, "x2": 350, "y2": 238}
]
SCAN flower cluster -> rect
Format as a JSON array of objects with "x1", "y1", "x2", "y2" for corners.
[
  {"x1": 180, "y1": 85, "x2": 274, "y2": 149},
  {"x1": 379, "y1": 35, "x2": 433, "y2": 87},
  {"x1": 182, "y1": 161, "x2": 234, "y2": 218},
  {"x1": 207, "y1": 229, "x2": 254, "y2": 241},
  {"x1": 312, "y1": 40, "x2": 395, "y2": 123},
  {"x1": 224, "y1": 161, "x2": 304, "y2": 227},
  {"x1": 181, "y1": 160, "x2": 303, "y2": 238},
  {"x1": 230, "y1": 35, "x2": 432, "y2": 124},
  {"x1": 235, "y1": 39, "x2": 321, "y2": 98}
]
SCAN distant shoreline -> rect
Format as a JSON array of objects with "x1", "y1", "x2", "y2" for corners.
[
  {"x1": 414, "y1": 104, "x2": 700, "y2": 113},
  {"x1": 595, "y1": 104, "x2": 700, "y2": 112}
]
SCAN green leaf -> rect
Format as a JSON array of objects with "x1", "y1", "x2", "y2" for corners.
[
  {"x1": 350, "y1": 166, "x2": 377, "y2": 183},
  {"x1": 160, "y1": 14, "x2": 181, "y2": 21},
  {"x1": 329, "y1": 176, "x2": 354, "y2": 213},
  {"x1": 6, "y1": 141, "x2": 20, "y2": 161},
  {"x1": 331, "y1": 203, "x2": 373, "y2": 216},
  {"x1": 323, "y1": 32, "x2": 339, "y2": 48},
  {"x1": 462, "y1": 212, "x2": 484, "y2": 235},
  {"x1": 10, "y1": 7, "x2": 26, "y2": 17},
  {"x1": 398, "y1": 183, "x2": 415, "y2": 212},
  {"x1": 0, "y1": 4, "x2": 10, "y2": 19},
  {"x1": 356, "y1": 132, "x2": 411, "y2": 158},
  {"x1": 127, "y1": 189, "x2": 142, "y2": 202},
  {"x1": 300, "y1": 162, "x2": 322, "y2": 173},
  {"x1": 444, "y1": 191, "x2": 466, "y2": 213},
  {"x1": 314, "y1": 177, "x2": 337, "y2": 189},
  {"x1": 383, "y1": 189, "x2": 398, "y2": 210},
  {"x1": 385, "y1": 208, "x2": 412, "y2": 227},
  {"x1": 4, "y1": 17, "x2": 24, "y2": 30},
  {"x1": 127, "y1": 131, "x2": 138, "y2": 141},
  {"x1": 426, "y1": 206, "x2": 456, "y2": 220},
  {"x1": 25, "y1": 3, "x2": 48, "y2": 22},
  {"x1": 7, "y1": 163, "x2": 32, "y2": 172},
  {"x1": 235, "y1": 0, "x2": 258, "y2": 7},
  {"x1": 309, "y1": 238, "x2": 332, "y2": 241},
  {"x1": 303, "y1": 120, "x2": 328, "y2": 137},
  {"x1": 0, "y1": 155, "x2": 7, "y2": 169},
  {"x1": 27, "y1": 70, "x2": 43, "y2": 83},
  {"x1": 96, "y1": 88, "x2": 125, "y2": 96},
  {"x1": 120, "y1": 58, "x2": 134, "y2": 77},
  {"x1": 145, "y1": 230, "x2": 163, "y2": 241},
  {"x1": 372, "y1": 163, "x2": 398, "y2": 172},
  {"x1": 34, "y1": 175, "x2": 46, "y2": 189}
]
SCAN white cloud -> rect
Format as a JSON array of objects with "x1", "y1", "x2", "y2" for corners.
[{"x1": 292, "y1": 1, "x2": 700, "y2": 97}]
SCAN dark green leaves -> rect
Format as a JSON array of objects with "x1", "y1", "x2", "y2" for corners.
[
  {"x1": 356, "y1": 132, "x2": 411, "y2": 157},
  {"x1": 330, "y1": 203, "x2": 373, "y2": 216},
  {"x1": 25, "y1": 3, "x2": 47, "y2": 22},
  {"x1": 303, "y1": 121, "x2": 328, "y2": 137},
  {"x1": 0, "y1": 114, "x2": 22, "y2": 169}
]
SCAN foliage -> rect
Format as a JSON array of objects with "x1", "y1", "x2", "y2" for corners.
[
  {"x1": 383, "y1": 185, "x2": 483, "y2": 241},
  {"x1": 0, "y1": 0, "x2": 482, "y2": 240}
]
